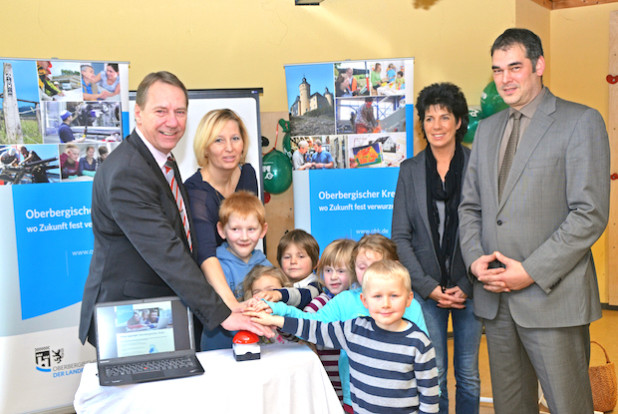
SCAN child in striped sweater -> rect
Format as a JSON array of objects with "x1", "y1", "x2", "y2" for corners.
[
  {"x1": 303, "y1": 238, "x2": 356, "y2": 403},
  {"x1": 250, "y1": 260, "x2": 439, "y2": 414}
]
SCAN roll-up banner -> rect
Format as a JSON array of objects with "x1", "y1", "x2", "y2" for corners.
[
  {"x1": 0, "y1": 58, "x2": 130, "y2": 413},
  {"x1": 284, "y1": 58, "x2": 414, "y2": 246}
]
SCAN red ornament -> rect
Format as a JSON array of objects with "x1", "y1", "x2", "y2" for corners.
[
  {"x1": 611, "y1": 173, "x2": 618, "y2": 181},
  {"x1": 264, "y1": 191, "x2": 271, "y2": 204},
  {"x1": 607, "y1": 75, "x2": 618, "y2": 85}
]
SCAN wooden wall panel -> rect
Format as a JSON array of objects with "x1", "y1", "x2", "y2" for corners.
[
  {"x1": 609, "y1": 11, "x2": 618, "y2": 305},
  {"x1": 260, "y1": 111, "x2": 295, "y2": 265}
]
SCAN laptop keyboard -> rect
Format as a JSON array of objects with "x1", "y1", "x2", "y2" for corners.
[{"x1": 105, "y1": 356, "x2": 196, "y2": 377}]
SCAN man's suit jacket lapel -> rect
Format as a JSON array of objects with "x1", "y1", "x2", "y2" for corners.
[
  {"x1": 498, "y1": 90, "x2": 557, "y2": 208},
  {"x1": 127, "y1": 132, "x2": 195, "y2": 254},
  {"x1": 486, "y1": 111, "x2": 510, "y2": 208},
  {"x1": 127, "y1": 132, "x2": 170, "y2": 190}
]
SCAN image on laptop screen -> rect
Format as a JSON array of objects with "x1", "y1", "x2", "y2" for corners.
[{"x1": 96, "y1": 298, "x2": 193, "y2": 361}]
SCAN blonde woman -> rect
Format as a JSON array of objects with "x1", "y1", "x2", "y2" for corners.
[{"x1": 184, "y1": 108, "x2": 259, "y2": 350}]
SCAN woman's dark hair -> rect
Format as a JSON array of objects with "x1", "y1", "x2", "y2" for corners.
[{"x1": 415, "y1": 82, "x2": 469, "y2": 143}]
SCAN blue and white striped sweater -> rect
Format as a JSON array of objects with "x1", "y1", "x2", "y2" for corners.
[
  {"x1": 268, "y1": 288, "x2": 428, "y2": 406},
  {"x1": 282, "y1": 316, "x2": 439, "y2": 414}
]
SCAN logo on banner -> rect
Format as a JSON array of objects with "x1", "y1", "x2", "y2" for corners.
[
  {"x1": 34, "y1": 344, "x2": 92, "y2": 378},
  {"x1": 53, "y1": 348, "x2": 64, "y2": 364},
  {"x1": 35, "y1": 346, "x2": 52, "y2": 372}
]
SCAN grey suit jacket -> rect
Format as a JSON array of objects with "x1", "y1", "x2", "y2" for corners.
[
  {"x1": 392, "y1": 145, "x2": 471, "y2": 299},
  {"x1": 78, "y1": 131, "x2": 230, "y2": 345},
  {"x1": 458, "y1": 88, "x2": 609, "y2": 328}
]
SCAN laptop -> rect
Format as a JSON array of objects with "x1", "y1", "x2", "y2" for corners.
[{"x1": 94, "y1": 296, "x2": 204, "y2": 386}]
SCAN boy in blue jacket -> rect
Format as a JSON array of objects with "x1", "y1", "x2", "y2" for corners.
[{"x1": 202, "y1": 191, "x2": 270, "y2": 350}]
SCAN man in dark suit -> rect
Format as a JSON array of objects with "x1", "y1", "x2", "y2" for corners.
[
  {"x1": 459, "y1": 28, "x2": 609, "y2": 413},
  {"x1": 79, "y1": 71, "x2": 270, "y2": 346}
]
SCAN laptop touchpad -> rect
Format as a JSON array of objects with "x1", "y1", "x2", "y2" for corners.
[{"x1": 134, "y1": 371, "x2": 165, "y2": 381}]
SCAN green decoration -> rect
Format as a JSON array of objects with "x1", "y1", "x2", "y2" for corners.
[
  {"x1": 262, "y1": 150, "x2": 292, "y2": 194},
  {"x1": 278, "y1": 119, "x2": 291, "y2": 132},
  {"x1": 480, "y1": 81, "x2": 508, "y2": 118},
  {"x1": 463, "y1": 108, "x2": 481, "y2": 144},
  {"x1": 282, "y1": 134, "x2": 293, "y2": 160}
]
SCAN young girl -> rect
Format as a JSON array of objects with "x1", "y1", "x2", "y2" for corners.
[
  {"x1": 255, "y1": 229, "x2": 321, "y2": 309},
  {"x1": 303, "y1": 239, "x2": 356, "y2": 403},
  {"x1": 243, "y1": 265, "x2": 293, "y2": 345},
  {"x1": 243, "y1": 265, "x2": 290, "y2": 301},
  {"x1": 262, "y1": 234, "x2": 428, "y2": 413},
  {"x1": 305, "y1": 239, "x2": 355, "y2": 311}
]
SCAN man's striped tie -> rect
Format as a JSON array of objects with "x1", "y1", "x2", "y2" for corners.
[{"x1": 164, "y1": 156, "x2": 192, "y2": 251}]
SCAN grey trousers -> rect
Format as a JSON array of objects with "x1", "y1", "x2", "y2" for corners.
[{"x1": 483, "y1": 294, "x2": 593, "y2": 414}]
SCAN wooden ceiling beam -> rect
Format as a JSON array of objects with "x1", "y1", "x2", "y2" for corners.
[
  {"x1": 528, "y1": 0, "x2": 618, "y2": 9},
  {"x1": 528, "y1": 0, "x2": 553, "y2": 9}
]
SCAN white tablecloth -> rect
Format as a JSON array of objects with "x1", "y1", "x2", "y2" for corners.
[{"x1": 74, "y1": 343, "x2": 343, "y2": 413}]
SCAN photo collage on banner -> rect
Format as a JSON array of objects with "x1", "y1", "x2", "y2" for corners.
[
  {"x1": 285, "y1": 58, "x2": 414, "y2": 249},
  {"x1": 0, "y1": 59, "x2": 125, "y2": 185},
  {"x1": 284, "y1": 59, "x2": 413, "y2": 170},
  {"x1": 0, "y1": 58, "x2": 129, "y2": 320}
]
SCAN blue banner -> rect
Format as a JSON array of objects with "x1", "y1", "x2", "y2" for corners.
[
  {"x1": 12, "y1": 182, "x2": 93, "y2": 319},
  {"x1": 306, "y1": 168, "x2": 399, "y2": 249}
]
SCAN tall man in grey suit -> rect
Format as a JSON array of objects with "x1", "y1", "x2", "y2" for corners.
[
  {"x1": 459, "y1": 28, "x2": 609, "y2": 413},
  {"x1": 79, "y1": 71, "x2": 270, "y2": 346}
]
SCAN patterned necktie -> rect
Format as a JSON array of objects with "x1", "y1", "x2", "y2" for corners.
[
  {"x1": 498, "y1": 110, "x2": 522, "y2": 200},
  {"x1": 164, "y1": 156, "x2": 192, "y2": 251}
]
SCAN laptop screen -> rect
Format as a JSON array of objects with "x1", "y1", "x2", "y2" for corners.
[{"x1": 95, "y1": 297, "x2": 194, "y2": 361}]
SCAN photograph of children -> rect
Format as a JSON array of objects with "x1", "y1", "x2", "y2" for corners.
[
  {"x1": 0, "y1": 144, "x2": 59, "y2": 185},
  {"x1": 285, "y1": 63, "x2": 336, "y2": 137},
  {"x1": 43, "y1": 101, "x2": 122, "y2": 144},
  {"x1": 59, "y1": 142, "x2": 119, "y2": 181},
  {"x1": 336, "y1": 96, "x2": 406, "y2": 135},
  {"x1": 347, "y1": 132, "x2": 407, "y2": 168},
  {"x1": 38, "y1": 61, "x2": 83, "y2": 102},
  {"x1": 367, "y1": 60, "x2": 408, "y2": 97},
  {"x1": 1, "y1": 60, "x2": 43, "y2": 145},
  {"x1": 80, "y1": 62, "x2": 122, "y2": 102},
  {"x1": 333, "y1": 61, "x2": 370, "y2": 98}
]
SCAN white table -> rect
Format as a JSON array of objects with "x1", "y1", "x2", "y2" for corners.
[{"x1": 74, "y1": 343, "x2": 343, "y2": 413}]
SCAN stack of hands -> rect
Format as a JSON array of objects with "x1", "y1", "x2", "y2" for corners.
[{"x1": 221, "y1": 297, "x2": 281, "y2": 339}]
